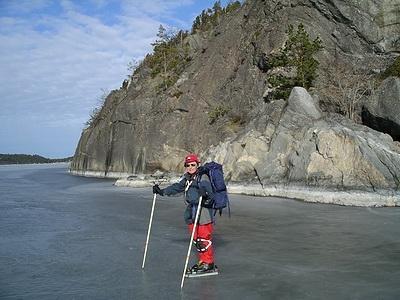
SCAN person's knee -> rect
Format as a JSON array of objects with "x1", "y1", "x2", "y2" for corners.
[{"x1": 194, "y1": 237, "x2": 212, "y2": 252}]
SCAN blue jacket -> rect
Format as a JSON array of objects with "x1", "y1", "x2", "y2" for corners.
[{"x1": 163, "y1": 172, "x2": 214, "y2": 225}]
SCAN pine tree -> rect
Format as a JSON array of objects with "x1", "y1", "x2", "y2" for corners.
[
  {"x1": 268, "y1": 23, "x2": 323, "y2": 99},
  {"x1": 151, "y1": 25, "x2": 171, "y2": 89},
  {"x1": 212, "y1": 1, "x2": 223, "y2": 25},
  {"x1": 283, "y1": 24, "x2": 323, "y2": 88}
]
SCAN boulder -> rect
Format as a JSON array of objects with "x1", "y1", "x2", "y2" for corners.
[
  {"x1": 362, "y1": 77, "x2": 400, "y2": 141},
  {"x1": 286, "y1": 87, "x2": 323, "y2": 119}
]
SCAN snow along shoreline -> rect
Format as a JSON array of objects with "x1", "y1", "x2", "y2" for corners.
[{"x1": 69, "y1": 170, "x2": 400, "y2": 207}]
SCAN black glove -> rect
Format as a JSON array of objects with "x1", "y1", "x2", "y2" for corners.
[
  {"x1": 198, "y1": 187, "x2": 207, "y2": 197},
  {"x1": 152, "y1": 184, "x2": 164, "y2": 196},
  {"x1": 199, "y1": 188, "x2": 213, "y2": 208},
  {"x1": 202, "y1": 196, "x2": 214, "y2": 208}
]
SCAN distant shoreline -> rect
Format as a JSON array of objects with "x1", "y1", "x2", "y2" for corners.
[
  {"x1": 0, "y1": 162, "x2": 71, "y2": 167},
  {"x1": 0, "y1": 154, "x2": 73, "y2": 165}
]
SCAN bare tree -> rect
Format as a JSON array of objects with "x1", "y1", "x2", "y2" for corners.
[
  {"x1": 317, "y1": 57, "x2": 379, "y2": 122},
  {"x1": 85, "y1": 89, "x2": 109, "y2": 128},
  {"x1": 127, "y1": 58, "x2": 141, "y2": 75}
]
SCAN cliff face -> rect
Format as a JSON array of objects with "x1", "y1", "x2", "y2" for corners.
[{"x1": 71, "y1": 0, "x2": 400, "y2": 191}]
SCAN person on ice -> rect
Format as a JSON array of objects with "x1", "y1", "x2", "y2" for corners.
[{"x1": 152, "y1": 153, "x2": 217, "y2": 275}]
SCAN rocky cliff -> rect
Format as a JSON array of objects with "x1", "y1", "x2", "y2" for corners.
[{"x1": 71, "y1": 0, "x2": 400, "y2": 198}]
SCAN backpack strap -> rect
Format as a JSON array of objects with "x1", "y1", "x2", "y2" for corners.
[{"x1": 184, "y1": 179, "x2": 194, "y2": 196}]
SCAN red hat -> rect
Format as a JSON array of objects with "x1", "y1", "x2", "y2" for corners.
[{"x1": 184, "y1": 153, "x2": 200, "y2": 164}]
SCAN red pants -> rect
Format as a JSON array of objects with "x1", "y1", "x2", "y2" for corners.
[{"x1": 188, "y1": 223, "x2": 214, "y2": 264}]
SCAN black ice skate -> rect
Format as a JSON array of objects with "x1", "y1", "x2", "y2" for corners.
[{"x1": 185, "y1": 262, "x2": 219, "y2": 278}]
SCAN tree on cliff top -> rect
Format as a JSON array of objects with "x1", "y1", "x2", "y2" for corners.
[
  {"x1": 191, "y1": 1, "x2": 241, "y2": 33},
  {"x1": 146, "y1": 25, "x2": 190, "y2": 91}
]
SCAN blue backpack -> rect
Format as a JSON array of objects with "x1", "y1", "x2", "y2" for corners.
[{"x1": 198, "y1": 161, "x2": 230, "y2": 217}]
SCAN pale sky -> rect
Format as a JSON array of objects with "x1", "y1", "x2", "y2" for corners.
[{"x1": 0, "y1": 0, "x2": 233, "y2": 158}]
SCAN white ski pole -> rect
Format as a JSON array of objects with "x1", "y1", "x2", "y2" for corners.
[
  {"x1": 180, "y1": 196, "x2": 203, "y2": 289},
  {"x1": 142, "y1": 193, "x2": 157, "y2": 269}
]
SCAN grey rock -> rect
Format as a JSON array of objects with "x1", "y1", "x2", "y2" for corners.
[
  {"x1": 205, "y1": 88, "x2": 400, "y2": 191},
  {"x1": 307, "y1": 0, "x2": 400, "y2": 53},
  {"x1": 362, "y1": 77, "x2": 400, "y2": 141},
  {"x1": 287, "y1": 87, "x2": 323, "y2": 119},
  {"x1": 151, "y1": 170, "x2": 165, "y2": 178}
]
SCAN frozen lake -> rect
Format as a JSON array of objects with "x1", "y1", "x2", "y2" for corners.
[{"x1": 1, "y1": 164, "x2": 399, "y2": 299}]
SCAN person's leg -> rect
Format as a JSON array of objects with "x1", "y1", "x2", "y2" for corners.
[
  {"x1": 187, "y1": 223, "x2": 214, "y2": 264},
  {"x1": 196, "y1": 223, "x2": 214, "y2": 264}
]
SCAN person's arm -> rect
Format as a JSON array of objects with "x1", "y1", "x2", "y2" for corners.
[{"x1": 161, "y1": 177, "x2": 186, "y2": 196}]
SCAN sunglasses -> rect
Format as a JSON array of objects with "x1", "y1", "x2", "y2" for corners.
[{"x1": 185, "y1": 163, "x2": 197, "y2": 167}]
